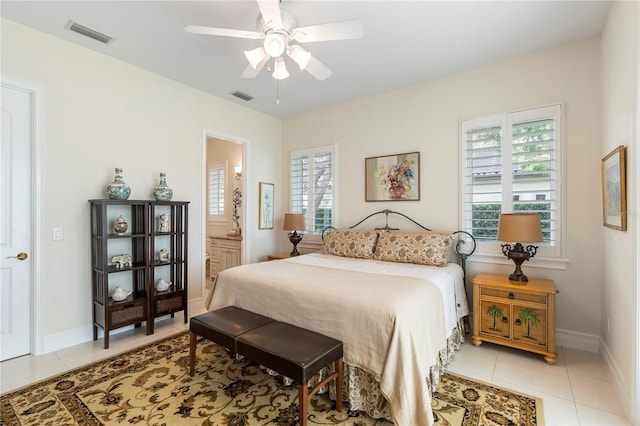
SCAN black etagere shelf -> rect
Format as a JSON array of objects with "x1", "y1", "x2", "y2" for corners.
[{"x1": 89, "y1": 199, "x2": 189, "y2": 348}]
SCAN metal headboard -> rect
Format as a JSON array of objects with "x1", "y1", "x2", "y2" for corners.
[{"x1": 321, "y1": 209, "x2": 476, "y2": 281}]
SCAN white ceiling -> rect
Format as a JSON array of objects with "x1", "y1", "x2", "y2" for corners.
[{"x1": 1, "y1": 1, "x2": 612, "y2": 119}]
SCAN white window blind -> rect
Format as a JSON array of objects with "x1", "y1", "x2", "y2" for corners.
[
  {"x1": 461, "y1": 105, "x2": 563, "y2": 259},
  {"x1": 290, "y1": 145, "x2": 335, "y2": 242},
  {"x1": 208, "y1": 163, "x2": 225, "y2": 219}
]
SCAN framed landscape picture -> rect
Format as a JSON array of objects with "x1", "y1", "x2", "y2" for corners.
[
  {"x1": 365, "y1": 152, "x2": 420, "y2": 201},
  {"x1": 259, "y1": 182, "x2": 274, "y2": 229},
  {"x1": 601, "y1": 145, "x2": 626, "y2": 231}
]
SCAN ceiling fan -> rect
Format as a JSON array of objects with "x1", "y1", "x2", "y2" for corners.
[{"x1": 185, "y1": 0, "x2": 363, "y2": 81}]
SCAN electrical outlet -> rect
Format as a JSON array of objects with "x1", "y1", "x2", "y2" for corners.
[{"x1": 53, "y1": 227, "x2": 63, "y2": 241}]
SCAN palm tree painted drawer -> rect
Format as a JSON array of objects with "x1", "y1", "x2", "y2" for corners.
[{"x1": 471, "y1": 273, "x2": 559, "y2": 364}]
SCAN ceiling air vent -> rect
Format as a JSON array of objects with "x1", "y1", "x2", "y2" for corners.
[
  {"x1": 231, "y1": 91, "x2": 254, "y2": 102},
  {"x1": 67, "y1": 21, "x2": 113, "y2": 44}
]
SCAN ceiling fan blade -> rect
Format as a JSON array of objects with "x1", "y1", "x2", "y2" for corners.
[
  {"x1": 305, "y1": 55, "x2": 332, "y2": 80},
  {"x1": 292, "y1": 20, "x2": 363, "y2": 43},
  {"x1": 241, "y1": 56, "x2": 269, "y2": 78},
  {"x1": 184, "y1": 25, "x2": 262, "y2": 40},
  {"x1": 257, "y1": 0, "x2": 283, "y2": 29}
]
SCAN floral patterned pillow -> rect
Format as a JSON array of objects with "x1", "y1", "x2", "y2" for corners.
[
  {"x1": 373, "y1": 231, "x2": 453, "y2": 266},
  {"x1": 321, "y1": 230, "x2": 379, "y2": 259}
]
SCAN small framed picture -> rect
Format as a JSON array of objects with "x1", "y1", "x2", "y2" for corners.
[
  {"x1": 601, "y1": 145, "x2": 626, "y2": 231},
  {"x1": 365, "y1": 152, "x2": 420, "y2": 201},
  {"x1": 259, "y1": 182, "x2": 274, "y2": 230}
]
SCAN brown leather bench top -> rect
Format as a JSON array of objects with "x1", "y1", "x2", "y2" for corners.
[
  {"x1": 189, "y1": 306, "x2": 274, "y2": 354},
  {"x1": 237, "y1": 321, "x2": 343, "y2": 384}
]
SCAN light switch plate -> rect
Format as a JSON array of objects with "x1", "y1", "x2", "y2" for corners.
[{"x1": 53, "y1": 227, "x2": 63, "y2": 241}]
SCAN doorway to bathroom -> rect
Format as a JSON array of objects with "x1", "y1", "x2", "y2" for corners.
[{"x1": 203, "y1": 135, "x2": 245, "y2": 302}]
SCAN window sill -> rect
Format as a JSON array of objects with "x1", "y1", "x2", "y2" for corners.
[
  {"x1": 298, "y1": 240, "x2": 322, "y2": 251},
  {"x1": 468, "y1": 253, "x2": 569, "y2": 270}
]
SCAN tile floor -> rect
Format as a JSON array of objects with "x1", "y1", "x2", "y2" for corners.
[
  {"x1": 447, "y1": 340, "x2": 631, "y2": 425},
  {"x1": 0, "y1": 302, "x2": 632, "y2": 426}
]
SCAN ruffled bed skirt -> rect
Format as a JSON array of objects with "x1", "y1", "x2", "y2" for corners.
[{"x1": 309, "y1": 318, "x2": 467, "y2": 421}]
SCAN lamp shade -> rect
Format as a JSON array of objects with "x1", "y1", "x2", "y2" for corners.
[
  {"x1": 283, "y1": 213, "x2": 306, "y2": 231},
  {"x1": 497, "y1": 214, "x2": 543, "y2": 243},
  {"x1": 264, "y1": 32, "x2": 287, "y2": 57},
  {"x1": 244, "y1": 47, "x2": 267, "y2": 69},
  {"x1": 287, "y1": 45, "x2": 311, "y2": 70},
  {"x1": 272, "y1": 56, "x2": 289, "y2": 80}
]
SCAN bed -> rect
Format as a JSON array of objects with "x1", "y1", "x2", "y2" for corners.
[{"x1": 207, "y1": 210, "x2": 476, "y2": 426}]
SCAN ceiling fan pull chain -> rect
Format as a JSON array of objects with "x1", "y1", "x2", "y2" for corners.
[{"x1": 276, "y1": 79, "x2": 280, "y2": 106}]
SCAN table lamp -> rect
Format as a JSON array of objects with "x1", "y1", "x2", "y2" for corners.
[
  {"x1": 283, "y1": 213, "x2": 306, "y2": 256},
  {"x1": 497, "y1": 213, "x2": 543, "y2": 282}
]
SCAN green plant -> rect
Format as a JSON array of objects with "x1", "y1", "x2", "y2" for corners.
[
  {"x1": 487, "y1": 305, "x2": 503, "y2": 330},
  {"x1": 471, "y1": 205, "x2": 551, "y2": 242},
  {"x1": 518, "y1": 309, "x2": 540, "y2": 339}
]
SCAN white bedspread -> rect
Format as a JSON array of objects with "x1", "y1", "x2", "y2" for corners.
[{"x1": 209, "y1": 253, "x2": 468, "y2": 425}]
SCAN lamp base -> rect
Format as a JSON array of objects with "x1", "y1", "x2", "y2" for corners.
[
  {"x1": 288, "y1": 231, "x2": 303, "y2": 257},
  {"x1": 502, "y1": 242, "x2": 538, "y2": 283},
  {"x1": 508, "y1": 271, "x2": 529, "y2": 282}
]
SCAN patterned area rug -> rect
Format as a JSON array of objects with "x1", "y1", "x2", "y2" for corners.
[{"x1": 0, "y1": 331, "x2": 543, "y2": 425}]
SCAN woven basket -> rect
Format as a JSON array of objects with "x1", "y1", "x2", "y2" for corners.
[
  {"x1": 157, "y1": 297, "x2": 182, "y2": 315},
  {"x1": 112, "y1": 305, "x2": 144, "y2": 326}
]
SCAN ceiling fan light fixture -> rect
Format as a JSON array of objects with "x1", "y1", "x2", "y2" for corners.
[
  {"x1": 272, "y1": 56, "x2": 289, "y2": 80},
  {"x1": 185, "y1": 0, "x2": 354, "y2": 81},
  {"x1": 287, "y1": 45, "x2": 311, "y2": 70},
  {"x1": 264, "y1": 32, "x2": 287, "y2": 57},
  {"x1": 244, "y1": 47, "x2": 267, "y2": 69}
]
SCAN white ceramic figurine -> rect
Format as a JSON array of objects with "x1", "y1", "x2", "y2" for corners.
[
  {"x1": 111, "y1": 286, "x2": 132, "y2": 301},
  {"x1": 155, "y1": 278, "x2": 171, "y2": 292},
  {"x1": 158, "y1": 213, "x2": 169, "y2": 233}
]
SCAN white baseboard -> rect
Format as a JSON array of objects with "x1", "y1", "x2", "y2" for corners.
[
  {"x1": 42, "y1": 325, "x2": 94, "y2": 354},
  {"x1": 600, "y1": 339, "x2": 634, "y2": 424},
  {"x1": 556, "y1": 328, "x2": 600, "y2": 353},
  {"x1": 42, "y1": 297, "x2": 203, "y2": 354}
]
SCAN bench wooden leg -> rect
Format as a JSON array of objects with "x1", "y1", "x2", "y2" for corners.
[
  {"x1": 189, "y1": 331, "x2": 197, "y2": 376},
  {"x1": 336, "y1": 357, "x2": 343, "y2": 412},
  {"x1": 299, "y1": 383, "x2": 309, "y2": 426},
  {"x1": 298, "y1": 356, "x2": 343, "y2": 425}
]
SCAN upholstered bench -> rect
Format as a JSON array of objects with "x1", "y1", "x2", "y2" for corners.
[
  {"x1": 237, "y1": 321, "x2": 343, "y2": 426},
  {"x1": 189, "y1": 308, "x2": 344, "y2": 426},
  {"x1": 189, "y1": 306, "x2": 274, "y2": 375}
]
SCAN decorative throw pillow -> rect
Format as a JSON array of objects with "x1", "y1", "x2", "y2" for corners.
[
  {"x1": 321, "y1": 230, "x2": 379, "y2": 259},
  {"x1": 373, "y1": 231, "x2": 453, "y2": 266}
]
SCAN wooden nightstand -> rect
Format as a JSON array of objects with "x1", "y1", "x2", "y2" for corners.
[
  {"x1": 472, "y1": 273, "x2": 559, "y2": 364},
  {"x1": 267, "y1": 252, "x2": 294, "y2": 261}
]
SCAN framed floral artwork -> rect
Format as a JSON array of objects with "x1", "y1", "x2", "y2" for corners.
[
  {"x1": 365, "y1": 152, "x2": 420, "y2": 201},
  {"x1": 258, "y1": 182, "x2": 274, "y2": 229},
  {"x1": 601, "y1": 145, "x2": 626, "y2": 231}
]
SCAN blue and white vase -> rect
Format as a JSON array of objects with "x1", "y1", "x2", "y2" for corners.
[
  {"x1": 153, "y1": 173, "x2": 173, "y2": 201},
  {"x1": 106, "y1": 168, "x2": 131, "y2": 200}
]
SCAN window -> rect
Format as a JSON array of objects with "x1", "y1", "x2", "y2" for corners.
[
  {"x1": 290, "y1": 145, "x2": 335, "y2": 244},
  {"x1": 208, "y1": 162, "x2": 225, "y2": 220},
  {"x1": 461, "y1": 104, "x2": 563, "y2": 260}
]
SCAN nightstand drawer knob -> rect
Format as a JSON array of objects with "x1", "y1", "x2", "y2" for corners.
[{"x1": 508, "y1": 292, "x2": 515, "y2": 299}]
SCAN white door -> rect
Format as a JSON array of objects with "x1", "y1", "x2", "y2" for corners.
[{"x1": 1, "y1": 83, "x2": 33, "y2": 361}]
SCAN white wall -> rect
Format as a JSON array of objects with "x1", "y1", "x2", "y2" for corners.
[
  {"x1": 600, "y1": 1, "x2": 639, "y2": 422},
  {"x1": 1, "y1": 18, "x2": 281, "y2": 352},
  {"x1": 283, "y1": 38, "x2": 603, "y2": 339}
]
